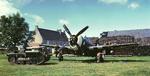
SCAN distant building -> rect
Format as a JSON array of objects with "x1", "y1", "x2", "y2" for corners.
[
  {"x1": 100, "y1": 29, "x2": 150, "y2": 46},
  {"x1": 29, "y1": 26, "x2": 68, "y2": 46},
  {"x1": 99, "y1": 35, "x2": 135, "y2": 45},
  {"x1": 86, "y1": 37, "x2": 99, "y2": 45},
  {"x1": 103, "y1": 29, "x2": 150, "y2": 38}
]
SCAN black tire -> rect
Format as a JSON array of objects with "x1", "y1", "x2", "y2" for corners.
[
  {"x1": 8, "y1": 56, "x2": 16, "y2": 64},
  {"x1": 20, "y1": 60, "x2": 26, "y2": 65},
  {"x1": 45, "y1": 55, "x2": 51, "y2": 62},
  {"x1": 26, "y1": 59, "x2": 32, "y2": 65},
  {"x1": 36, "y1": 53, "x2": 45, "y2": 65}
]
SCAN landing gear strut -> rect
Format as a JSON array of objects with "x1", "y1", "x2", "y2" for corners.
[
  {"x1": 96, "y1": 50, "x2": 105, "y2": 63},
  {"x1": 58, "y1": 52, "x2": 63, "y2": 62}
]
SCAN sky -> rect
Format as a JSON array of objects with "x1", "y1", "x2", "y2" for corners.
[{"x1": 0, "y1": 0, "x2": 150, "y2": 37}]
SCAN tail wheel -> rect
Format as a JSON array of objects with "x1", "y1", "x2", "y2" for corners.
[{"x1": 8, "y1": 56, "x2": 16, "y2": 64}]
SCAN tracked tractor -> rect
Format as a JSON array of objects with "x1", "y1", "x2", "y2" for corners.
[{"x1": 7, "y1": 46, "x2": 52, "y2": 65}]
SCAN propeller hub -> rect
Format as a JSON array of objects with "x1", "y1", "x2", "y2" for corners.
[{"x1": 69, "y1": 35, "x2": 77, "y2": 46}]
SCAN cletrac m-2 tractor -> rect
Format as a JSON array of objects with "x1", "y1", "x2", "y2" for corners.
[{"x1": 7, "y1": 46, "x2": 52, "y2": 65}]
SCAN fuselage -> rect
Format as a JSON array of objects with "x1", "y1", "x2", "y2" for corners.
[
  {"x1": 69, "y1": 36, "x2": 92, "y2": 49},
  {"x1": 68, "y1": 36, "x2": 97, "y2": 56}
]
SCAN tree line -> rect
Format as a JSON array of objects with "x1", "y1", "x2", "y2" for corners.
[{"x1": 0, "y1": 13, "x2": 31, "y2": 52}]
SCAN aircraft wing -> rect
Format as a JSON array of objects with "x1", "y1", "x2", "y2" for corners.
[{"x1": 88, "y1": 43, "x2": 138, "y2": 50}]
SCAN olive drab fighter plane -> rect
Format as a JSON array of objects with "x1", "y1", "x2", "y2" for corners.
[{"x1": 42, "y1": 24, "x2": 138, "y2": 62}]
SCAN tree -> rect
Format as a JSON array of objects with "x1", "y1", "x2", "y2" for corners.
[
  {"x1": 22, "y1": 31, "x2": 35, "y2": 50},
  {"x1": 0, "y1": 13, "x2": 29, "y2": 51}
]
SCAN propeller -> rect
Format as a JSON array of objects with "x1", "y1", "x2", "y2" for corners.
[
  {"x1": 76, "y1": 26, "x2": 89, "y2": 37},
  {"x1": 63, "y1": 24, "x2": 72, "y2": 36},
  {"x1": 63, "y1": 24, "x2": 89, "y2": 46}
]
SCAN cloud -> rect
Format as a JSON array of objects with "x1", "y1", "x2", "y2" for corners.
[
  {"x1": 35, "y1": 15, "x2": 45, "y2": 25},
  {"x1": 128, "y1": 2, "x2": 140, "y2": 9},
  {"x1": 0, "y1": 0, "x2": 20, "y2": 16},
  {"x1": 0, "y1": 0, "x2": 45, "y2": 27},
  {"x1": 59, "y1": 19, "x2": 69, "y2": 25},
  {"x1": 24, "y1": 13, "x2": 45, "y2": 25},
  {"x1": 98, "y1": 0, "x2": 128, "y2": 5},
  {"x1": 98, "y1": 0, "x2": 140, "y2": 10},
  {"x1": 16, "y1": 0, "x2": 32, "y2": 6},
  {"x1": 34, "y1": 15, "x2": 45, "y2": 25},
  {"x1": 9, "y1": 0, "x2": 46, "y2": 7},
  {"x1": 62, "y1": 0, "x2": 75, "y2": 2}
]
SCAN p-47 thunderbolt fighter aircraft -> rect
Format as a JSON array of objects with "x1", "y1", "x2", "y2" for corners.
[{"x1": 42, "y1": 25, "x2": 137, "y2": 62}]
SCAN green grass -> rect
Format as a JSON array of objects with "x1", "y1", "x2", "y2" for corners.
[{"x1": 0, "y1": 55, "x2": 150, "y2": 76}]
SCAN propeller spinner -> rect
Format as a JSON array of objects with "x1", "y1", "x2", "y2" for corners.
[{"x1": 63, "y1": 24, "x2": 89, "y2": 46}]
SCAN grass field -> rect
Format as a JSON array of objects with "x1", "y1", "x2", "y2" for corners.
[{"x1": 0, "y1": 55, "x2": 150, "y2": 76}]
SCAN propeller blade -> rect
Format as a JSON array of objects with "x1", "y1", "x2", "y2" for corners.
[
  {"x1": 76, "y1": 26, "x2": 89, "y2": 37},
  {"x1": 63, "y1": 24, "x2": 72, "y2": 36}
]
